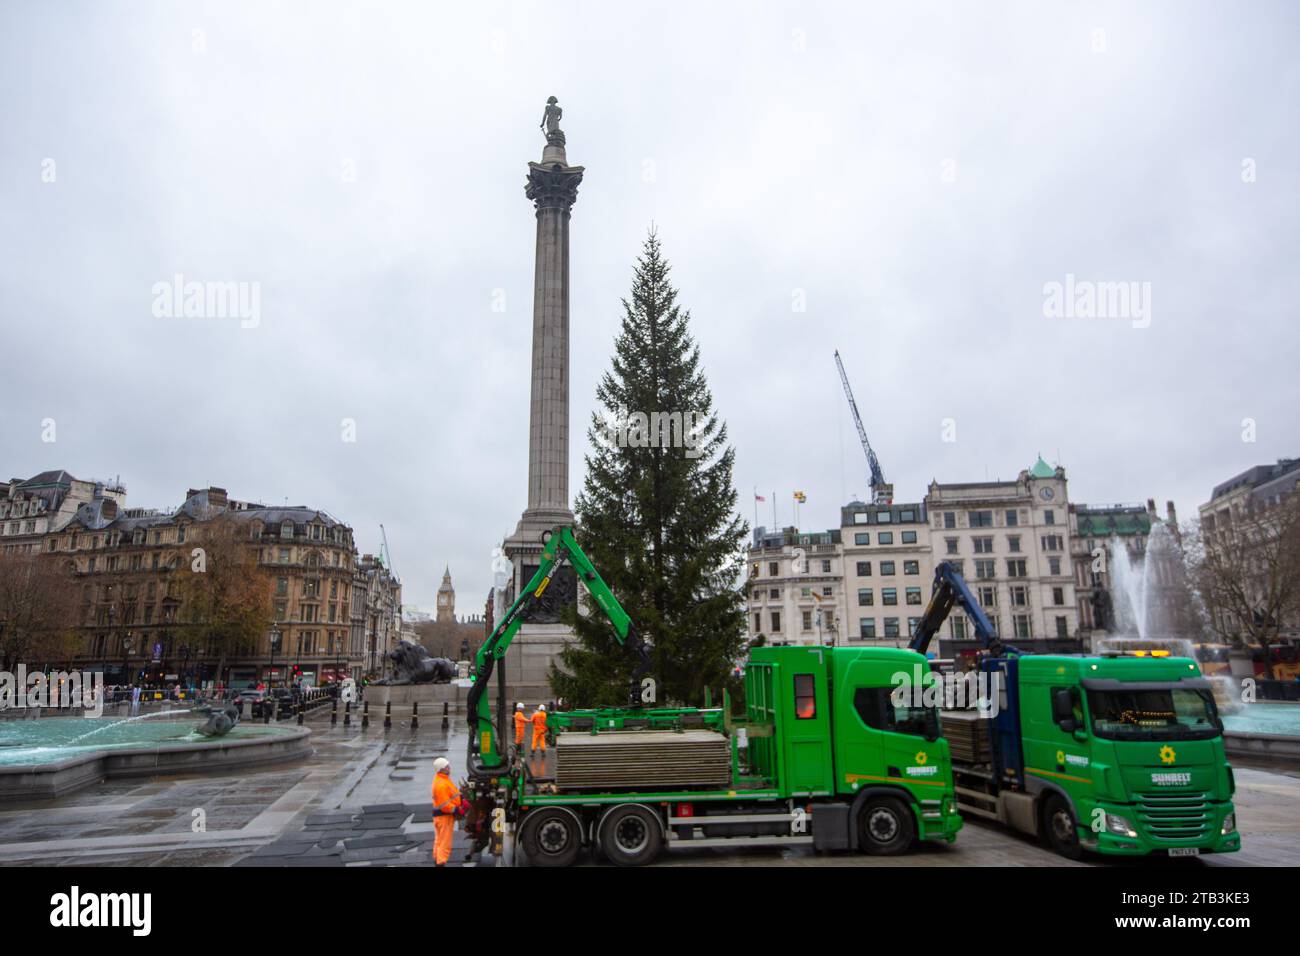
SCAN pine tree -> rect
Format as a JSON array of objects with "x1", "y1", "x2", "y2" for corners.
[{"x1": 551, "y1": 231, "x2": 748, "y2": 707}]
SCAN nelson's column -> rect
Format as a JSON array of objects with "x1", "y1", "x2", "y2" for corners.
[{"x1": 501, "y1": 96, "x2": 584, "y2": 693}]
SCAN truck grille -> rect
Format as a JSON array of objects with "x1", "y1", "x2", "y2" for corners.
[{"x1": 1134, "y1": 791, "x2": 1212, "y2": 842}]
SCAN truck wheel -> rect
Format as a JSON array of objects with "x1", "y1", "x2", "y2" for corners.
[
  {"x1": 858, "y1": 797, "x2": 914, "y2": 855},
  {"x1": 1042, "y1": 795, "x2": 1084, "y2": 860},
  {"x1": 520, "y1": 808, "x2": 582, "y2": 867},
  {"x1": 599, "y1": 805, "x2": 663, "y2": 867}
]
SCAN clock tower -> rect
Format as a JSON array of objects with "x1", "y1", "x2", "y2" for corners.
[{"x1": 436, "y1": 566, "x2": 455, "y2": 623}]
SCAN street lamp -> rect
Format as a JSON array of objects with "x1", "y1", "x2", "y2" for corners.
[{"x1": 269, "y1": 628, "x2": 282, "y2": 690}]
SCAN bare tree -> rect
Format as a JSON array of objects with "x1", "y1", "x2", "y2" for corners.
[
  {"x1": 1185, "y1": 491, "x2": 1300, "y2": 678},
  {"x1": 0, "y1": 552, "x2": 79, "y2": 672},
  {"x1": 171, "y1": 515, "x2": 273, "y2": 683}
]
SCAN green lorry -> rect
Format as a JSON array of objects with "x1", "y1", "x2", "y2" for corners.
[
  {"x1": 464, "y1": 528, "x2": 961, "y2": 866},
  {"x1": 910, "y1": 561, "x2": 1240, "y2": 860}
]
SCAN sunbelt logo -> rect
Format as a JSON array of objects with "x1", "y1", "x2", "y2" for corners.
[{"x1": 1151, "y1": 772, "x2": 1192, "y2": 787}]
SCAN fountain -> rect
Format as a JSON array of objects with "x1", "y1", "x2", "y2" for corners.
[
  {"x1": 0, "y1": 703, "x2": 312, "y2": 802},
  {"x1": 1101, "y1": 526, "x2": 1300, "y2": 758}
]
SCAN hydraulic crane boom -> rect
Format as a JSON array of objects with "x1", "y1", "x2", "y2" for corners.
[
  {"x1": 833, "y1": 350, "x2": 892, "y2": 505},
  {"x1": 466, "y1": 526, "x2": 650, "y2": 780},
  {"x1": 908, "y1": 561, "x2": 1019, "y2": 658}
]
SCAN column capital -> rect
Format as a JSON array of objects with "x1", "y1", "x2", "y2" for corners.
[{"x1": 525, "y1": 161, "x2": 584, "y2": 212}]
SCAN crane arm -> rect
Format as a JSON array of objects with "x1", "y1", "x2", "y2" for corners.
[
  {"x1": 908, "y1": 561, "x2": 1018, "y2": 658},
  {"x1": 466, "y1": 526, "x2": 650, "y2": 779},
  {"x1": 834, "y1": 350, "x2": 889, "y2": 503}
]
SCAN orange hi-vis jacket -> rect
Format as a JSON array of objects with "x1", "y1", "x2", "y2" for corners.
[
  {"x1": 432, "y1": 773, "x2": 462, "y2": 816},
  {"x1": 513, "y1": 710, "x2": 528, "y2": 743},
  {"x1": 530, "y1": 709, "x2": 547, "y2": 745}
]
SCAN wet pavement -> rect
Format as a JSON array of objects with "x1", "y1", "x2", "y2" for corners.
[{"x1": 0, "y1": 709, "x2": 1296, "y2": 867}]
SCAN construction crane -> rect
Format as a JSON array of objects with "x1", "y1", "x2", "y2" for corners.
[
  {"x1": 833, "y1": 349, "x2": 892, "y2": 505},
  {"x1": 379, "y1": 523, "x2": 395, "y2": 576}
]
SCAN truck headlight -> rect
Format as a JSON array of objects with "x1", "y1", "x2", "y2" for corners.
[
  {"x1": 1221, "y1": 812, "x2": 1236, "y2": 835},
  {"x1": 1105, "y1": 812, "x2": 1138, "y2": 838}
]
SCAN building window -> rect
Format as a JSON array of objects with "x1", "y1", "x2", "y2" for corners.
[
  {"x1": 952, "y1": 617, "x2": 967, "y2": 640},
  {"x1": 858, "y1": 588, "x2": 873, "y2": 606},
  {"x1": 1014, "y1": 615, "x2": 1032, "y2": 639},
  {"x1": 1041, "y1": 534, "x2": 1064, "y2": 552},
  {"x1": 855, "y1": 533, "x2": 869, "y2": 545},
  {"x1": 899, "y1": 509, "x2": 916, "y2": 522},
  {"x1": 754, "y1": 613, "x2": 761, "y2": 632},
  {"x1": 975, "y1": 559, "x2": 996, "y2": 579},
  {"x1": 821, "y1": 586, "x2": 832, "y2": 597},
  {"x1": 859, "y1": 618, "x2": 876, "y2": 640},
  {"x1": 973, "y1": 537, "x2": 994, "y2": 554},
  {"x1": 877, "y1": 531, "x2": 894, "y2": 545},
  {"x1": 279, "y1": 548, "x2": 290, "y2": 564},
  {"x1": 770, "y1": 611, "x2": 781, "y2": 632},
  {"x1": 899, "y1": 530, "x2": 916, "y2": 544},
  {"x1": 883, "y1": 617, "x2": 900, "y2": 639},
  {"x1": 802, "y1": 611, "x2": 812, "y2": 631},
  {"x1": 882, "y1": 588, "x2": 898, "y2": 606},
  {"x1": 768, "y1": 562, "x2": 779, "y2": 576},
  {"x1": 1007, "y1": 535, "x2": 1021, "y2": 553},
  {"x1": 856, "y1": 561, "x2": 871, "y2": 576},
  {"x1": 769, "y1": 588, "x2": 780, "y2": 599},
  {"x1": 907, "y1": 617, "x2": 921, "y2": 637},
  {"x1": 1055, "y1": 616, "x2": 1069, "y2": 637},
  {"x1": 1048, "y1": 556, "x2": 1062, "y2": 576},
  {"x1": 943, "y1": 512, "x2": 956, "y2": 529},
  {"x1": 903, "y1": 560, "x2": 919, "y2": 575},
  {"x1": 905, "y1": 587, "x2": 922, "y2": 605},
  {"x1": 876, "y1": 511, "x2": 892, "y2": 524},
  {"x1": 1010, "y1": 585, "x2": 1027, "y2": 607},
  {"x1": 1007, "y1": 559, "x2": 1027, "y2": 578},
  {"x1": 945, "y1": 537, "x2": 959, "y2": 555},
  {"x1": 820, "y1": 559, "x2": 832, "y2": 573},
  {"x1": 1044, "y1": 509, "x2": 1055, "y2": 526},
  {"x1": 880, "y1": 560, "x2": 896, "y2": 576},
  {"x1": 1006, "y1": 509, "x2": 1019, "y2": 526},
  {"x1": 1052, "y1": 587, "x2": 1065, "y2": 606},
  {"x1": 970, "y1": 511, "x2": 994, "y2": 528}
]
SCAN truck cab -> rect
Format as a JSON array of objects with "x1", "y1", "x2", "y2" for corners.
[{"x1": 975, "y1": 654, "x2": 1240, "y2": 858}]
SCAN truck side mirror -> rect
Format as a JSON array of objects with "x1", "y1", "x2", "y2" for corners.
[{"x1": 1052, "y1": 689, "x2": 1075, "y2": 726}]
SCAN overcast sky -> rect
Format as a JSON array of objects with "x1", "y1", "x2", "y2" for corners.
[{"x1": 2, "y1": 0, "x2": 1297, "y2": 611}]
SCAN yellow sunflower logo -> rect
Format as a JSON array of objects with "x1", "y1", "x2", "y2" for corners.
[
  {"x1": 1159, "y1": 745, "x2": 1176, "y2": 765},
  {"x1": 1056, "y1": 750, "x2": 1066, "y2": 764},
  {"x1": 915, "y1": 751, "x2": 928, "y2": 765}
]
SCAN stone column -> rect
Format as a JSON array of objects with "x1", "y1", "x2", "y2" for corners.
[{"x1": 501, "y1": 117, "x2": 585, "y2": 694}]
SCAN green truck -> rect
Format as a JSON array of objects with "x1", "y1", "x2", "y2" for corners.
[
  {"x1": 911, "y1": 561, "x2": 1240, "y2": 860},
  {"x1": 464, "y1": 527, "x2": 961, "y2": 866}
]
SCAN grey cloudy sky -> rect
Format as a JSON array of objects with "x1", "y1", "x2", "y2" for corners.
[{"x1": 2, "y1": 0, "x2": 1297, "y2": 611}]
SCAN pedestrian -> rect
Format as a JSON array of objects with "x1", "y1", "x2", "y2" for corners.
[
  {"x1": 430, "y1": 757, "x2": 465, "y2": 866},
  {"x1": 530, "y1": 704, "x2": 548, "y2": 755},
  {"x1": 513, "y1": 702, "x2": 527, "y2": 754}
]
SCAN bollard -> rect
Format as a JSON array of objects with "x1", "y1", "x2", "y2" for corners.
[
  {"x1": 362, "y1": 700, "x2": 369, "y2": 729},
  {"x1": 331, "y1": 698, "x2": 338, "y2": 726},
  {"x1": 263, "y1": 700, "x2": 270, "y2": 724},
  {"x1": 297, "y1": 702, "x2": 304, "y2": 725},
  {"x1": 384, "y1": 700, "x2": 392, "y2": 730},
  {"x1": 344, "y1": 701, "x2": 352, "y2": 727},
  {"x1": 441, "y1": 701, "x2": 449, "y2": 730},
  {"x1": 410, "y1": 701, "x2": 419, "y2": 730}
]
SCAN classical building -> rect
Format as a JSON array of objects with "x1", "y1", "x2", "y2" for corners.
[
  {"x1": 414, "y1": 567, "x2": 488, "y2": 660},
  {"x1": 744, "y1": 457, "x2": 1083, "y2": 655},
  {"x1": 1, "y1": 471, "x2": 126, "y2": 555},
  {"x1": 5, "y1": 469, "x2": 400, "y2": 688},
  {"x1": 745, "y1": 526, "x2": 843, "y2": 646}
]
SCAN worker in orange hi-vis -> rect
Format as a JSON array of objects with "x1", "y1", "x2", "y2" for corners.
[
  {"x1": 530, "y1": 704, "x2": 548, "y2": 755},
  {"x1": 513, "y1": 702, "x2": 528, "y2": 754},
  {"x1": 430, "y1": 757, "x2": 465, "y2": 866}
]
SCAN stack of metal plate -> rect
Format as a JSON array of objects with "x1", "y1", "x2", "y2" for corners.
[
  {"x1": 941, "y1": 710, "x2": 992, "y2": 765},
  {"x1": 554, "y1": 729, "x2": 731, "y2": 791}
]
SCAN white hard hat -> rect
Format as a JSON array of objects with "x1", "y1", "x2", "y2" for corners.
[
  {"x1": 538, "y1": 704, "x2": 546, "y2": 711},
  {"x1": 516, "y1": 702, "x2": 524, "y2": 709},
  {"x1": 433, "y1": 757, "x2": 450, "y2": 774}
]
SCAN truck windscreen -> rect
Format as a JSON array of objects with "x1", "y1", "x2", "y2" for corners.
[{"x1": 1085, "y1": 687, "x2": 1222, "y2": 741}]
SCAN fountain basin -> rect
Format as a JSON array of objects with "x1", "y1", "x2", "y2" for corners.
[
  {"x1": 0, "y1": 717, "x2": 312, "y2": 802},
  {"x1": 1222, "y1": 703, "x2": 1300, "y2": 761}
]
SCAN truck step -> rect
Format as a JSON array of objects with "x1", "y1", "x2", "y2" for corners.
[{"x1": 666, "y1": 834, "x2": 814, "y2": 849}]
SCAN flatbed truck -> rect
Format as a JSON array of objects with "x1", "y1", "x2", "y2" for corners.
[
  {"x1": 464, "y1": 527, "x2": 961, "y2": 866},
  {"x1": 910, "y1": 561, "x2": 1241, "y2": 860}
]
